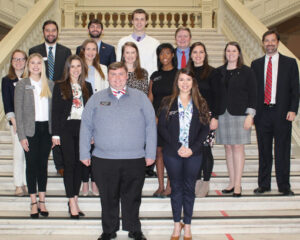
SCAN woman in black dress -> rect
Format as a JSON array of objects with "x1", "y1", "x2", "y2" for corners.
[
  {"x1": 187, "y1": 42, "x2": 218, "y2": 197},
  {"x1": 148, "y1": 43, "x2": 177, "y2": 197}
]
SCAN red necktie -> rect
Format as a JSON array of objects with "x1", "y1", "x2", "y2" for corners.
[
  {"x1": 264, "y1": 56, "x2": 272, "y2": 104},
  {"x1": 181, "y1": 51, "x2": 186, "y2": 69}
]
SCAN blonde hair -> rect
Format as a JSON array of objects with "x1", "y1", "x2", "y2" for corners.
[{"x1": 25, "y1": 53, "x2": 52, "y2": 98}]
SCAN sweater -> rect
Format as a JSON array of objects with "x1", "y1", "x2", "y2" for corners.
[
  {"x1": 117, "y1": 35, "x2": 160, "y2": 77},
  {"x1": 80, "y1": 87, "x2": 157, "y2": 160}
]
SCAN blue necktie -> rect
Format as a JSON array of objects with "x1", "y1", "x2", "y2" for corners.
[{"x1": 48, "y1": 46, "x2": 54, "y2": 81}]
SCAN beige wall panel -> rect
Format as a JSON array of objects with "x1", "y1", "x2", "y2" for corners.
[
  {"x1": 265, "y1": 0, "x2": 276, "y2": 14},
  {"x1": 78, "y1": 0, "x2": 197, "y2": 7}
]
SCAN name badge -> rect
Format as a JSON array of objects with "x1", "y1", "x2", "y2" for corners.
[
  {"x1": 25, "y1": 85, "x2": 35, "y2": 90},
  {"x1": 169, "y1": 110, "x2": 178, "y2": 116},
  {"x1": 100, "y1": 101, "x2": 111, "y2": 106},
  {"x1": 43, "y1": 57, "x2": 48, "y2": 61}
]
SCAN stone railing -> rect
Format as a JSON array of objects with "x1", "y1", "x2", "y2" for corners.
[
  {"x1": 0, "y1": 0, "x2": 60, "y2": 129},
  {"x1": 63, "y1": 1, "x2": 216, "y2": 29},
  {"x1": 218, "y1": 0, "x2": 300, "y2": 146},
  {"x1": 242, "y1": 0, "x2": 300, "y2": 26},
  {"x1": 0, "y1": 0, "x2": 35, "y2": 27}
]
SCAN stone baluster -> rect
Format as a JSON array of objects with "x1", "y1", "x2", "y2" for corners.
[
  {"x1": 116, "y1": 12, "x2": 122, "y2": 28},
  {"x1": 178, "y1": 13, "x2": 184, "y2": 26},
  {"x1": 170, "y1": 13, "x2": 176, "y2": 28},
  {"x1": 186, "y1": 12, "x2": 192, "y2": 28},
  {"x1": 202, "y1": 0, "x2": 213, "y2": 28},
  {"x1": 64, "y1": 0, "x2": 76, "y2": 28},
  {"x1": 77, "y1": 12, "x2": 83, "y2": 28},
  {"x1": 124, "y1": 12, "x2": 130, "y2": 28},
  {"x1": 163, "y1": 12, "x2": 169, "y2": 28}
]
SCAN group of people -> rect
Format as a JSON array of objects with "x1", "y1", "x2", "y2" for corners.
[{"x1": 1, "y1": 7, "x2": 299, "y2": 240}]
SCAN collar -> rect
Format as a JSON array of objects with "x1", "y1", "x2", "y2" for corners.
[
  {"x1": 45, "y1": 42, "x2": 57, "y2": 51},
  {"x1": 177, "y1": 47, "x2": 190, "y2": 55},
  {"x1": 265, "y1": 52, "x2": 279, "y2": 61},
  {"x1": 132, "y1": 33, "x2": 146, "y2": 42}
]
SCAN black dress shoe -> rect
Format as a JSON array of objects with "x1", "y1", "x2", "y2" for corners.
[
  {"x1": 67, "y1": 202, "x2": 79, "y2": 219},
  {"x1": 97, "y1": 232, "x2": 117, "y2": 240},
  {"x1": 221, "y1": 187, "x2": 234, "y2": 194},
  {"x1": 253, "y1": 187, "x2": 271, "y2": 194},
  {"x1": 78, "y1": 211, "x2": 85, "y2": 217},
  {"x1": 233, "y1": 187, "x2": 242, "y2": 197},
  {"x1": 30, "y1": 202, "x2": 39, "y2": 219},
  {"x1": 128, "y1": 231, "x2": 147, "y2": 240},
  {"x1": 280, "y1": 189, "x2": 294, "y2": 196}
]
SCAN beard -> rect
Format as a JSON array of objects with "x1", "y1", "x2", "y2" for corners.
[
  {"x1": 44, "y1": 35, "x2": 57, "y2": 44},
  {"x1": 89, "y1": 31, "x2": 101, "y2": 39}
]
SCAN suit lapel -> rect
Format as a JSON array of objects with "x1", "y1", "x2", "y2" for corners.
[{"x1": 276, "y1": 54, "x2": 284, "y2": 102}]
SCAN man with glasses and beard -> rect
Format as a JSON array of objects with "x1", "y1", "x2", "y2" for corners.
[
  {"x1": 29, "y1": 20, "x2": 72, "y2": 177},
  {"x1": 76, "y1": 19, "x2": 116, "y2": 67}
]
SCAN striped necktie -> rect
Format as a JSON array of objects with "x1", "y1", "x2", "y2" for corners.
[
  {"x1": 48, "y1": 46, "x2": 54, "y2": 81},
  {"x1": 264, "y1": 56, "x2": 272, "y2": 104}
]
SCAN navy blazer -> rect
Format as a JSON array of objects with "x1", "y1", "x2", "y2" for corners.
[
  {"x1": 76, "y1": 41, "x2": 116, "y2": 67},
  {"x1": 1, "y1": 76, "x2": 18, "y2": 123},
  {"x1": 213, "y1": 64, "x2": 257, "y2": 117},
  {"x1": 29, "y1": 43, "x2": 72, "y2": 81},
  {"x1": 51, "y1": 82, "x2": 93, "y2": 137},
  {"x1": 158, "y1": 99, "x2": 209, "y2": 157},
  {"x1": 251, "y1": 53, "x2": 299, "y2": 123}
]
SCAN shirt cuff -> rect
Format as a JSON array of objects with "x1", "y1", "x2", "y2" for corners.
[
  {"x1": 6, "y1": 112, "x2": 15, "y2": 121},
  {"x1": 52, "y1": 136, "x2": 60, "y2": 140},
  {"x1": 245, "y1": 108, "x2": 256, "y2": 117}
]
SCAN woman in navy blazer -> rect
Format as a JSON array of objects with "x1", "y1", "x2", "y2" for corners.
[
  {"x1": 52, "y1": 55, "x2": 93, "y2": 219},
  {"x1": 158, "y1": 68, "x2": 210, "y2": 240},
  {"x1": 1, "y1": 49, "x2": 27, "y2": 196},
  {"x1": 213, "y1": 42, "x2": 257, "y2": 197}
]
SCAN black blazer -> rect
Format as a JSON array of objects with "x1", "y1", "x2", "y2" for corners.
[
  {"x1": 158, "y1": 99, "x2": 209, "y2": 157},
  {"x1": 251, "y1": 53, "x2": 299, "y2": 123},
  {"x1": 1, "y1": 76, "x2": 18, "y2": 122},
  {"x1": 76, "y1": 41, "x2": 116, "y2": 67},
  {"x1": 213, "y1": 64, "x2": 257, "y2": 117},
  {"x1": 29, "y1": 43, "x2": 72, "y2": 81},
  {"x1": 51, "y1": 82, "x2": 93, "y2": 136}
]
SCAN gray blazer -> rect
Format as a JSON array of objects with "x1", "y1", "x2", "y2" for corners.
[{"x1": 14, "y1": 78, "x2": 54, "y2": 141}]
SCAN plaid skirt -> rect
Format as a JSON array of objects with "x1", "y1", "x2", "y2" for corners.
[{"x1": 216, "y1": 110, "x2": 251, "y2": 145}]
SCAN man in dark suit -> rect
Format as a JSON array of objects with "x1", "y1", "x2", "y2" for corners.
[
  {"x1": 251, "y1": 30, "x2": 299, "y2": 196},
  {"x1": 29, "y1": 20, "x2": 72, "y2": 176},
  {"x1": 76, "y1": 19, "x2": 116, "y2": 67}
]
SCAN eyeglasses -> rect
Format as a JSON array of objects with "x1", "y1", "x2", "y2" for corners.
[{"x1": 12, "y1": 58, "x2": 26, "y2": 62}]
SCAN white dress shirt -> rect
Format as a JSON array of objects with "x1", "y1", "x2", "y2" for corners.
[
  {"x1": 30, "y1": 78, "x2": 49, "y2": 121},
  {"x1": 45, "y1": 43, "x2": 56, "y2": 59}
]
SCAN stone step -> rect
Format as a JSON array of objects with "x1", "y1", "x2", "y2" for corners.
[
  {"x1": 0, "y1": 218, "x2": 300, "y2": 239},
  {"x1": 1, "y1": 176, "x2": 300, "y2": 196}
]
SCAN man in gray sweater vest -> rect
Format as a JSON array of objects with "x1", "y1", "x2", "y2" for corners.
[{"x1": 80, "y1": 62, "x2": 156, "y2": 240}]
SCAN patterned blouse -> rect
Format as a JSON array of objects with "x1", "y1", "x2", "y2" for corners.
[
  {"x1": 67, "y1": 83, "x2": 84, "y2": 120},
  {"x1": 127, "y1": 69, "x2": 149, "y2": 95},
  {"x1": 178, "y1": 97, "x2": 193, "y2": 147}
]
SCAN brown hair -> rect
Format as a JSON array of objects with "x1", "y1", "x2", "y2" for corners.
[
  {"x1": 121, "y1": 42, "x2": 147, "y2": 80},
  {"x1": 108, "y1": 61, "x2": 128, "y2": 73},
  {"x1": 132, "y1": 9, "x2": 148, "y2": 20},
  {"x1": 79, "y1": 39, "x2": 105, "y2": 79},
  {"x1": 160, "y1": 68, "x2": 210, "y2": 125},
  {"x1": 7, "y1": 49, "x2": 27, "y2": 80},
  {"x1": 187, "y1": 42, "x2": 213, "y2": 80},
  {"x1": 223, "y1": 41, "x2": 244, "y2": 68},
  {"x1": 262, "y1": 29, "x2": 280, "y2": 42},
  {"x1": 58, "y1": 55, "x2": 90, "y2": 101},
  {"x1": 175, "y1": 26, "x2": 192, "y2": 38}
]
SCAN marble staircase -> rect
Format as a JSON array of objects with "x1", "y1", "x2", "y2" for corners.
[{"x1": 0, "y1": 128, "x2": 300, "y2": 240}]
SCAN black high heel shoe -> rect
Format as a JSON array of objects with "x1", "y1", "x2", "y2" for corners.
[
  {"x1": 233, "y1": 187, "x2": 242, "y2": 197},
  {"x1": 38, "y1": 200, "x2": 49, "y2": 217},
  {"x1": 30, "y1": 202, "x2": 39, "y2": 219},
  {"x1": 222, "y1": 187, "x2": 234, "y2": 194},
  {"x1": 68, "y1": 202, "x2": 79, "y2": 219}
]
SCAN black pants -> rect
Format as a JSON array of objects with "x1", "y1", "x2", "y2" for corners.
[
  {"x1": 255, "y1": 106, "x2": 292, "y2": 191},
  {"x1": 197, "y1": 146, "x2": 214, "y2": 181},
  {"x1": 92, "y1": 157, "x2": 145, "y2": 233},
  {"x1": 61, "y1": 120, "x2": 82, "y2": 198},
  {"x1": 82, "y1": 144, "x2": 95, "y2": 182},
  {"x1": 25, "y1": 121, "x2": 51, "y2": 194}
]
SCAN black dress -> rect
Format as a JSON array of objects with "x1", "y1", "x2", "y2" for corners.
[{"x1": 151, "y1": 68, "x2": 177, "y2": 146}]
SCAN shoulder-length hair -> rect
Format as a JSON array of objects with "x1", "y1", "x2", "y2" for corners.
[
  {"x1": 24, "y1": 53, "x2": 51, "y2": 98},
  {"x1": 223, "y1": 41, "x2": 244, "y2": 68},
  {"x1": 160, "y1": 68, "x2": 210, "y2": 125},
  {"x1": 7, "y1": 49, "x2": 27, "y2": 80},
  {"x1": 79, "y1": 39, "x2": 105, "y2": 79},
  {"x1": 187, "y1": 42, "x2": 213, "y2": 80},
  {"x1": 121, "y1": 41, "x2": 147, "y2": 80},
  {"x1": 58, "y1": 55, "x2": 89, "y2": 101},
  {"x1": 156, "y1": 43, "x2": 177, "y2": 70}
]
